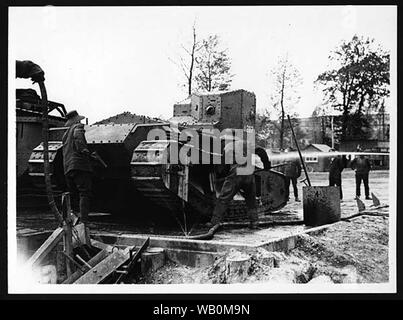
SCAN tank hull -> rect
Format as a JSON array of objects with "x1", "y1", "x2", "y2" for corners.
[
  {"x1": 25, "y1": 90, "x2": 288, "y2": 223},
  {"x1": 130, "y1": 139, "x2": 288, "y2": 222}
]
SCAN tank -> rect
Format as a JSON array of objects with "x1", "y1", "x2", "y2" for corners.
[
  {"x1": 27, "y1": 89, "x2": 288, "y2": 223},
  {"x1": 28, "y1": 122, "x2": 167, "y2": 215},
  {"x1": 131, "y1": 89, "x2": 289, "y2": 222}
]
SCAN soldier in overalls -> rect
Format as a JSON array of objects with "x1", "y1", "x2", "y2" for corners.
[
  {"x1": 62, "y1": 110, "x2": 93, "y2": 223},
  {"x1": 209, "y1": 138, "x2": 259, "y2": 229}
]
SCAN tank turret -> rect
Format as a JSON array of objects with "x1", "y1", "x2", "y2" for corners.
[{"x1": 170, "y1": 89, "x2": 256, "y2": 130}]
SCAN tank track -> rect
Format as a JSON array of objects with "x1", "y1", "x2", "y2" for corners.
[{"x1": 131, "y1": 140, "x2": 288, "y2": 222}]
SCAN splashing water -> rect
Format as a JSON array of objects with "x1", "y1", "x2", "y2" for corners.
[{"x1": 267, "y1": 150, "x2": 389, "y2": 163}]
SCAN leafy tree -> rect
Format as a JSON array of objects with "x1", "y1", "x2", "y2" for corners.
[
  {"x1": 375, "y1": 100, "x2": 389, "y2": 141},
  {"x1": 311, "y1": 105, "x2": 334, "y2": 146},
  {"x1": 315, "y1": 35, "x2": 390, "y2": 141},
  {"x1": 268, "y1": 55, "x2": 303, "y2": 149},
  {"x1": 255, "y1": 109, "x2": 273, "y2": 148},
  {"x1": 255, "y1": 110, "x2": 306, "y2": 150},
  {"x1": 194, "y1": 35, "x2": 234, "y2": 92}
]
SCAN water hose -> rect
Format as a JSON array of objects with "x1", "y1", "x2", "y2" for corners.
[
  {"x1": 184, "y1": 223, "x2": 222, "y2": 240},
  {"x1": 181, "y1": 209, "x2": 388, "y2": 241},
  {"x1": 181, "y1": 218, "x2": 304, "y2": 240},
  {"x1": 38, "y1": 81, "x2": 63, "y2": 225},
  {"x1": 222, "y1": 219, "x2": 304, "y2": 228}
]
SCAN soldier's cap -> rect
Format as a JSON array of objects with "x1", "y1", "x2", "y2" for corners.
[{"x1": 65, "y1": 110, "x2": 85, "y2": 126}]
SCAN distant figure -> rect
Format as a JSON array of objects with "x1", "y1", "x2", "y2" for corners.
[
  {"x1": 328, "y1": 149, "x2": 347, "y2": 200},
  {"x1": 283, "y1": 148, "x2": 302, "y2": 202},
  {"x1": 350, "y1": 146, "x2": 372, "y2": 200},
  {"x1": 62, "y1": 110, "x2": 93, "y2": 223}
]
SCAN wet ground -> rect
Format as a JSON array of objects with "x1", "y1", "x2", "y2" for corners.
[
  {"x1": 210, "y1": 169, "x2": 390, "y2": 245},
  {"x1": 17, "y1": 169, "x2": 390, "y2": 239},
  {"x1": 141, "y1": 170, "x2": 391, "y2": 284},
  {"x1": 16, "y1": 170, "x2": 391, "y2": 284}
]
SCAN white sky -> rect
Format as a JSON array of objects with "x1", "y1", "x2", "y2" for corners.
[{"x1": 9, "y1": 6, "x2": 396, "y2": 123}]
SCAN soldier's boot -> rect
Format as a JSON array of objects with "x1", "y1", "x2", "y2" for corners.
[
  {"x1": 208, "y1": 200, "x2": 226, "y2": 227},
  {"x1": 79, "y1": 196, "x2": 90, "y2": 224},
  {"x1": 248, "y1": 221, "x2": 260, "y2": 230},
  {"x1": 247, "y1": 208, "x2": 259, "y2": 230}
]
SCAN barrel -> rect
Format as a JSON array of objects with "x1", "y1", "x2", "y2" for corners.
[{"x1": 302, "y1": 186, "x2": 341, "y2": 226}]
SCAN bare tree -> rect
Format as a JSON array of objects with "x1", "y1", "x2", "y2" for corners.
[
  {"x1": 268, "y1": 55, "x2": 303, "y2": 149},
  {"x1": 194, "y1": 35, "x2": 233, "y2": 92},
  {"x1": 170, "y1": 22, "x2": 200, "y2": 96}
]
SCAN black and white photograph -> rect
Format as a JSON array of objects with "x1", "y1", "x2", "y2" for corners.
[{"x1": 7, "y1": 5, "x2": 397, "y2": 295}]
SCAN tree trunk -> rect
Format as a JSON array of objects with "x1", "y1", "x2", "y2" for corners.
[
  {"x1": 188, "y1": 25, "x2": 197, "y2": 96},
  {"x1": 341, "y1": 109, "x2": 348, "y2": 141},
  {"x1": 225, "y1": 253, "x2": 251, "y2": 283},
  {"x1": 358, "y1": 92, "x2": 366, "y2": 115},
  {"x1": 279, "y1": 65, "x2": 286, "y2": 150},
  {"x1": 280, "y1": 109, "x2": 284, "y2": 150}
]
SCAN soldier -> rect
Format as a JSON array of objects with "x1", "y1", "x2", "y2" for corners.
[
  {"x1": 62, "y1": 110, "x2": 93, "y2": 223},
  {"x1": 351, "y1": 146, "x2": 372, "y2": 200},
  {"x1": 283, "y1": 148, "x2": 302, "y2": 202},
  {"x1": 208, "y1": 137, "x2": 260, "y2": 229},
  {"x1": 328, "y1": 149, "x2": 347, "y2": 200}
]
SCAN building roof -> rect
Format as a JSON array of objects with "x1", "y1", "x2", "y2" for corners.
[{"x1": 306, "y1": 143, "x2": 332, "y2": 153}]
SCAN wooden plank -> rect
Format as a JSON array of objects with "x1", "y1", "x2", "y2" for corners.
[
  {"x1": 63, "y1": 192, "x2": 73, "y2": 278},
  {"x1": 62, "y1": 249, "x2": 109, "y2": 284},
  {"x1": 64, "y1": 225, "x2": 73, "y2": 277},
  {"x1": 91, "y1": 239, "x2": 115, "y2": 252},
  {"x1": 115, "y1": 238, "x2": 150, "y2": 284},
  {"x1": 72, "y1": 223, "x2": 90, "y2": 247},
  {"x1": 26, "y1": 227, "x2": 64, "y2": 269},
  {"x1": 73, "y1": 248, "x2": 130, "y2": 284}
]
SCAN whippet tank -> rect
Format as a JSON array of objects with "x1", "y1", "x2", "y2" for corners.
[
  {"x1": 130, "y1": 89, "x2": 289, "y2": 222},
  {"x1": 28, "y1": 122, "x2": 168, "y2": 215},
  {"x1": 27, "y1": 89, "x2": 288, "y2": 222}
]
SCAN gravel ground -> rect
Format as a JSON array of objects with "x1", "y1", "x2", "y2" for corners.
[
  {"x1": 139, "y1": 170, "x2": 391, "y2": 284},
  {"x1": 139, "y1": 214, "x2": 389, "y2": 284}
]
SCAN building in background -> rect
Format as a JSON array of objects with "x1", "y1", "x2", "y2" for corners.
[
  {"x1": 339, "y1": 140, "x2": 389, "y2": 169},
  {"x1": 302, "y1": 143, "x2": 332, "y2": 172},
  {"x1": 261, "y1": 112, "x2": 389, "y2": 170},
  {"x1": 337, "y1": 113, "x2": 390, "y2": 170}
]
